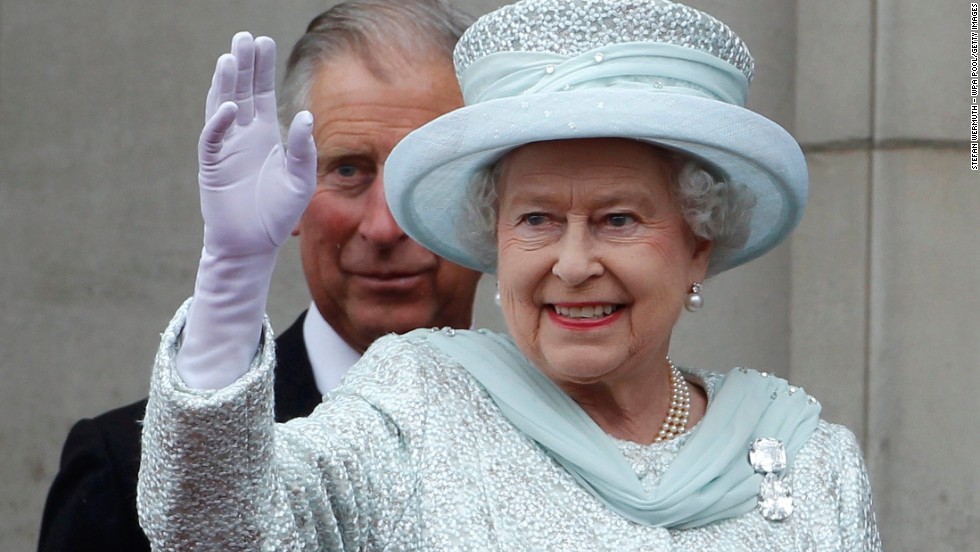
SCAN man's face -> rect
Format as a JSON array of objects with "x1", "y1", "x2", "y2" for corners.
[{"x1": 295, "y1": 56, "x2": 480, "y2": 353}]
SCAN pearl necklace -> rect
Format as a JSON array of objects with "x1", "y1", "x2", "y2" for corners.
[{"x1": 654, "y1": 357, "x2": 691, "y2": 443}]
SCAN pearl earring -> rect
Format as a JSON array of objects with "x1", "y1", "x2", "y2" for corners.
[
  {"x1": 684, "y1": 282, "x2": 704, "y2": 312},
  {"x1": 494, "y1": 281, "x2": 501, "y2": 307}
]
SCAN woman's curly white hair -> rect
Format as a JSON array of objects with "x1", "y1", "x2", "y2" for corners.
[{"x1": 458, "y1": 145, "x2": 757, "y2": 275}]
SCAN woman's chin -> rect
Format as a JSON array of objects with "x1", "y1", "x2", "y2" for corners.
[{"x1": 537, "y1": 352, "x2": 624, "y2": 387}]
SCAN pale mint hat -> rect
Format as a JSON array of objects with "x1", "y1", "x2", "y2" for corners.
[{"x1": 384, "y1": 0, "x2": 808, "y2": 276}]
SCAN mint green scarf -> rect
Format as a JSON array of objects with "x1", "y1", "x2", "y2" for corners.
[{"x1": 420, "y1": 328, "x2": 820, "y2": 529}]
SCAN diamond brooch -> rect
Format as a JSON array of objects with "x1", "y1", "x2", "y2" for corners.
[{"x1": 749, "y1": 437, "x2": 793, "y2": 521}]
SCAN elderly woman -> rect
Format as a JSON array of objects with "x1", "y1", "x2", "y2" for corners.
[{"x1": 138, "y1": 0, "x2": 880, "y2": 549}]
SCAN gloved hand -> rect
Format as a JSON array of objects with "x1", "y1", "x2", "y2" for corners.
[{"x1": 176, "y1": 32, "x2": 316, "y2": 389}]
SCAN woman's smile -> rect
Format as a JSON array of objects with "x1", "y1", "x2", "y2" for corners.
[{"x1": 547, "y1": 303, "x2": 624, "y2": 329}]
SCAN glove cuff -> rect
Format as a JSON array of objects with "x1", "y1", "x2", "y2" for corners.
[{"x1": 175, "y1": 248, "x2": 278, "y2": 389}]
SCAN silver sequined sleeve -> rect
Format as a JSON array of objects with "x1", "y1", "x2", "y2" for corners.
[
  {"x1": 137, "y1": 302, "x2": 422, "y2": 550},
  {"x1": 829, "y1": 424, "x2": 881, "y2": 550}
]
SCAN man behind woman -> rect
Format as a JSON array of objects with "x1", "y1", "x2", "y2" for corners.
[{"x1": 38, "y1": 2, "x2": 479, "y2": 550}]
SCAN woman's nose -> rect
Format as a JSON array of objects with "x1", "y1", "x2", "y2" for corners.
[{"x1": 551, "y1": 225, "x2": 603, "y2": 285}]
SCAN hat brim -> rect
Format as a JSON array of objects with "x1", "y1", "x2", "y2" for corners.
[{"x1": 385, "y1": 88, "x2": 807, "y2": 276}]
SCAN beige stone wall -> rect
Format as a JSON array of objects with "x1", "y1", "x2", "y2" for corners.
[
  {"x1": 0, "y1": 0, "x2": 974, "y2": 549},
  {"x1": 791, "y1": 1, "x2": 979, "y2": 549}
]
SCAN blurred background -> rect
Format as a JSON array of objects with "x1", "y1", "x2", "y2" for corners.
[{"x1": 1, "y1": 0, "x2": 976, "y2": 549}]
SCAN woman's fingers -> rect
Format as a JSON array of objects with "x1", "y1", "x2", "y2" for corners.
[
  {"x1": 198, "y1": 102, "x2": 238, "y2": 163},
  {"x1": 253, "y1": 36, "x2": 278, "y2": 119},
  {"x1": 204, "y1": 34, "x2": 276, "y2": 126},
  {"x1": 205, "y1": 54, "x2": 237, "y2": 123},
  {"x1": 231, "y1": 32, "x2": 256, "y2": 125},
  {"x1": 204, "y1": 57, "x2": 220, "y2": 121},
  {"x1": 285, "y1": 110, "x2": 317, "y2": 194},
  {"x1": 255, "y1": 110, "x2": 315, "y2": 246}
]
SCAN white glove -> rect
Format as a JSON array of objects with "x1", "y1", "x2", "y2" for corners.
[{"x1": 176, "y1": 32, "x2": 316, "y2": 389}]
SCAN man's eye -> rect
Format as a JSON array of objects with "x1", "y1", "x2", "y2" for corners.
[
  {"x1": 318, "y1": 160, "x2": 375, "y2": 192},
  {"x1": 335, "y1": 165, "x2": 358, "y2": 178}
]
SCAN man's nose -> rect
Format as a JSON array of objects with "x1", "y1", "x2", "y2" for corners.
[{"x1": 358, "y1": 176, "x2": 405, "y2": 247}]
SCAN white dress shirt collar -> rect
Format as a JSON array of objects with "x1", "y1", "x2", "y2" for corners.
[{"x1": 302, "y1": 302, "x2": 362, "y2": 395}]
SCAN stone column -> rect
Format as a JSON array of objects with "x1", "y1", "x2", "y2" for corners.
[{"x1": 792, "y1": 0, "x2": 980, "y2": 549}]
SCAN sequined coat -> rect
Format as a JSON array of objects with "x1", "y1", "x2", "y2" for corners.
[{"x1": 138, "y1": 307, "x2": 881, "y2": 551}]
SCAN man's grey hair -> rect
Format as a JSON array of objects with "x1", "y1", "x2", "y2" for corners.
[
  {"x1": 279, "y1": 0, "x2": 474, "y2": 126},
  {"x1": 460, "y1": 146, "x2": 758, "y2": 274}
]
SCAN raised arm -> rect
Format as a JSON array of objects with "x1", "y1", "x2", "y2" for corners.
[
  {"x1": 138, "y1": 33, "x2": 324, "y2": 549},
  {"x1": 138, "y1": 33, "x2": 430, "y2": 551},
  {"x1": 177, "y1": 31, "x2": 315, "y2": 389}
]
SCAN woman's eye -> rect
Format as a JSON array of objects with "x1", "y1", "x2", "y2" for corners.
[
  {"x1": 523, "y1": 213, "x2": 549, "y2": 226},
  {"x1": 606, "y1": 213, "x2": 635, "y2": 227}
]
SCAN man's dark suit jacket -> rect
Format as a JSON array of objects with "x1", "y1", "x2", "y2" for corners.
[{"x1": 38, "y1": 312, "x2": 323, "y2": 551}]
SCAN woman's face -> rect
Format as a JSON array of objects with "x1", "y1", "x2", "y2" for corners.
[{"x1": 495, "y1": 138, "x2": 712, "y2": 391}]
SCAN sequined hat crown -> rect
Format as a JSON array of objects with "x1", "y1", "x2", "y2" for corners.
[
  {"x1": 384, "y1": 0, "x2": 808, "y2": 276},
  {"x1": 454, "y1": 0, "x2": 755, "y2": 101}
]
